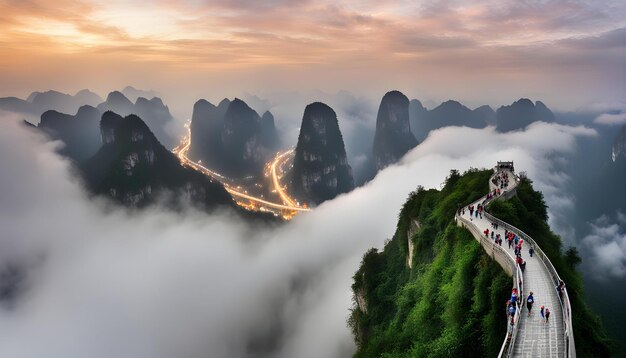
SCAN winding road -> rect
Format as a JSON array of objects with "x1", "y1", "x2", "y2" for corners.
[
  {"x1": 456, "y1": 165, "x2": 575, "y2": 357},
  {"x1": 172, "y1": 122, "x2": 310, "y2": 218}
]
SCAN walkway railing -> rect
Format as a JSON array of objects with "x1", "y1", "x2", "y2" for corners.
[
  {"x1": 456, "y1": 214, "x2": 523, "y2": 357},
  {"x1": 484, "y1": 204, "x2": 576, "y2": 358},
  {"x1": 456, "y1": 169, "x2": 576, "y2": 357}
]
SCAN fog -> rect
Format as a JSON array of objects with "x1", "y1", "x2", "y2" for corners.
[{"x1": 0, "y1": 117, "x2": 601, "y2": 357}]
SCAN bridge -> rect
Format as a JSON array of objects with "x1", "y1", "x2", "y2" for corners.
[{"x1": 455, "y1": 163, "x2": 576, "y2": 357}]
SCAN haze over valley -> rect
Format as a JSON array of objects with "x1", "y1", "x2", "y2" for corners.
[{"x1": 1, "y1": 0, "x2": 626, "y2": 356}]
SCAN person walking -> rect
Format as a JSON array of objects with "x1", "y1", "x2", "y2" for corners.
[
  {"x1": 526, "y1": 292, "x2": 534, "y2": 317},
  {"x1": 540, "y1": 306, "x2": 545, "y2": 320},
  {"x1": 529, "y1": 246, "x2": 534, "y2": 257},
  {"x1": 545, "y1": 308, "x2": 550, "y2": 324},
  {"x1": 557, "y1": 280, "x2": 565, "y2": 301}
]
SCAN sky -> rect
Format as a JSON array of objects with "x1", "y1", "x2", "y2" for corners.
[
  {"x1": 0, "y1": 113, "x2": 606, "y2": 357},
  {"x1": 1, "y1": 0, "x2": 626, "y2": 110}
]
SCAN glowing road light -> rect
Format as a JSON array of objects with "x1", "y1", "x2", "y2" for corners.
[{"x1": 173, "y1": 121, "x2": 310, "y2": 218}]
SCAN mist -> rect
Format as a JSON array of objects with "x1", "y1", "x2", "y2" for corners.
[{"x1": 0, "y1": 116, "x2": 601, "y2": 357}]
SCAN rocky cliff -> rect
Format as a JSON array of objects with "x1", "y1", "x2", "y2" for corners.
[
  {"x1": 496, "y1": 98, "x2": 555, "y2": 132},
  {"x1": 81, "y1": 111, "x2": 232, "y2": 209},
  {"x1": 408, "y1": 99, "x2": 428, "y2": 141},
  {"x1": 290, "y1": 102, "x2": 354, "y2": 205},
  {"x1": 188, "y1": 98, "x2": 278, "y2": 178},
  {"x1": 372, "y1": 91, "x2": 418, "y2": 170},
  {"x1": 97, "y1": 91, "x2": 175, "y2": 148},
  {"x1": 38, "y1": 105, "x2": 102, "y2": 161}
]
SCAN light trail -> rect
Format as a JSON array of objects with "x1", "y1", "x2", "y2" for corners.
[
  {"x1": 269, "y1": 149, "x2": 299, "y2": 207},
  {"x1": 173, "y1": 122, "x2": 310, "y2": 217}
]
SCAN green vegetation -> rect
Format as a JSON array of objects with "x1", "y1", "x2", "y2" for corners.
[
  {"x1": 349, "y1": 169, "x2": 615, "y2": 357},
  {"x1": 488, "y1": 178, "x2": 615, "y2": 356},
  {"x1": 349, "y1": 169, "x2": 511, "y2": 357}
]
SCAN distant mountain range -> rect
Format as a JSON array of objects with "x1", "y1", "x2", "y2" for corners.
[
  {"x1": 290, "y1": 102, "x2": 354, "y2": 205},
  {"x1": 3, "y1": 87, "x2": 564, "y2": 210},
  {"x1": 0, "y1": 89, "x2": 102, "y2": 117},
  {"x1": 495, "y1": 98, "x2": 555, "y2": 132},
  {"x1": 355, "y1": 92, "x2": 557, "y2": 184},
  {"x1": 188, "y1": 97, "x2": 279, "y2": 178},
  {"x1": 410, "y1": 99, "x2": 494, "y2": 142},
  {"x1": 12, "y1": 90, "x2": 176, "y2": 163}
]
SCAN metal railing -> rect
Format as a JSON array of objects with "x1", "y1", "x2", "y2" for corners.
[
  {"x1": 484, "y1": 209, "x2": 576, "y2": 358},
  {"x1": 456, "y1": 169, "x2": 575, "y2": 357}
]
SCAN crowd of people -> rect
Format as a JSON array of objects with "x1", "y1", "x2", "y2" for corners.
[
  {"x1": 462, "y1": 168, "x2": 562, "y2": 336},
  {"x1": 493, "y1": 171, "x2": 511, "y2": 190},
  {"x1": 466, "y1": 203, "x2": 484, "y2": 220}
]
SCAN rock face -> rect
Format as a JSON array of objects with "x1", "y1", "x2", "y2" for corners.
[
  {"x1": 188, "y1": 98, "x2": 278, "y2": 178},
  {"x1": 372, "y1": 91, "x2": 418, "y2": 170},
  {"x1": 290, "y1": 102, "x2": 354, "y2": 205},
  {"x1": 81, "y1": 111, "x2": 232, "y2": 209},
  {"x1": 613, "y1": 124, "x2": 626, "y2": 162},
  {"x1": 474, "y1": 105, "x2": 497, "y2": 126},
  {"x1": 411, "y1": 100, "x2": 492, "y2": 141},
  {"x1": 97, "y1": 91, "x2": 175, "y2": 148},
  {"x1": 408, "y1": 99, "x2": 428, "y2": 141},
  {"x1": 38, "y1": 105, "x2": 102, "y2": 161},
  {"x1": 496, "y1": 98, "x2": 555, "y2": 132}
]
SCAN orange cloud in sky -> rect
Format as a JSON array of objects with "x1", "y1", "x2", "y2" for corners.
[{"x1": 0, "y1": 0, "x2": 624, "y2": 109}]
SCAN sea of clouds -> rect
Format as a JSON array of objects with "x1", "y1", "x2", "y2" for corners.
[{"x1": 0, "y1": 115, "x2": 600, "y2": 357}]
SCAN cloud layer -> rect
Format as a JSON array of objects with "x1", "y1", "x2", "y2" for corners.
[
  {"x1": 583, "y1": 212, "x2": 626, "y2": 279},
  {"x1": 0, "y1": 117, "x2": 598, "y2": 357}
]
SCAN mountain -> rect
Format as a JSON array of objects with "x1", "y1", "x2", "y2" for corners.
[
  {"x1": 188, "y1": 98, "x2": 229, "y2": 170},
  {"x1": 289, "y1": 102, "x2": 354, "y2": 205},
  {"x1": 0, "y1": 89, "x2": 103, "y2": 118},
  {"x1": 188, "y1": 98, "x2": 278, "y2": 178},
  {"x1": 97, "y1": 91, "x2": 134, "y2": 115},
  {"x1": 97, "y1": 91, "x2": 175, "y2": 148},
  {"x1": 221, "y1": 98, "x2": 270, "y2": 177},
  {"x1": 611, "y1": 124, "x2": 626, "y2": 162},
  {"x1": 81, "y1": 111, "x2": 233, "y2": 209},
  {"x1": 408, "y1": 99, "x2": 427, "y2": 141},
  {"x1": 496, "y1": 98, "x2": 555, "y2": 132},
  {"x1": 38, "y1": 105, "x2": 101, "y2": 161},
  {"x1": 74, "y1": 89, "x2": 102, "y2": 106},
  {"x1": 350, "y1": 169, "x2": 613, "y2": 357},
  {"x1": 121, "y1": 86, "x2": 159, "y2": 103},
  {"x1": 372, "y1": 91, "x2": 418, "y2": 170},
  {"x1": 0, "y1": 97, "x2": 32, "y2": 114},
  {"x1": 474, "y1": 104, "x2": 497, "y2": 126},
  {"x1": 260, "y1": 111, "x2": 278, "y2": 146},
  {"x1": 31, "y1": 90, "x2": 102, "y2": 115},
  {"x1": 409, "y1": 99, "x2": 493, "y2": 141}
]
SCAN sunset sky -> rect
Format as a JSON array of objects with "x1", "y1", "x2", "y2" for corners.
[{"x1": 1, "y1": 0, "x2": 625, "y2": 109}]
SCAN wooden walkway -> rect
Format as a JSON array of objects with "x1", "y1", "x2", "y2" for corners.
[{"x1": 456, "y1": 168, "x2": 571, "y2": 357}]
